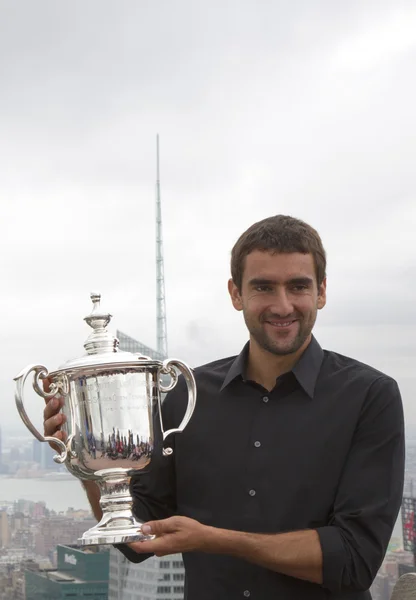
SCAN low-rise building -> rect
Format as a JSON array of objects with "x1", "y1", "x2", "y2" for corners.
[{"x1": 25, "y1": 544, "x2": 109, "y2": 599}]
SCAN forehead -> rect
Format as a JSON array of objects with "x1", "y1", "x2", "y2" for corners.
[{"x1": 243, "y1": 250, "x2": 316, "y2": 282}]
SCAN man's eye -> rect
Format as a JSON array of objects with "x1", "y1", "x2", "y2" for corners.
[
  {"x1": 292, "y1": 285, "x2": 307, "y2": 292},
  {"x1": 255, "y1": 286, "x2": 272, "y2": 292}
]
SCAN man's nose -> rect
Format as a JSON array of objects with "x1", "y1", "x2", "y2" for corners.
[{"x1": 268, "y1": 289, "x2": 294, "y2": 317}]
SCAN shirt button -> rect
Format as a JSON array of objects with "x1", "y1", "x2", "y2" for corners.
[
  {"x1": 262, "y1": 396, "x2": 269, "y2": 403},
  {"x1": 254, "y1": 441, "x2": 261, "y2": 448},
  {"x1": 249, "y1": 489, "x2": 256, "y2": 497},
  {"x1": 243, "y1": 591, "x2": 251, "y2": 598}
]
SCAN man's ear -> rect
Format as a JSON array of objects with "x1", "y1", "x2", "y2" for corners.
[
  {"x1": 228, "y1": 279, "x2": 243, "y2": 312},
  {"x1": 317, "y1": 277, "x2": 327, "y2": 310}
]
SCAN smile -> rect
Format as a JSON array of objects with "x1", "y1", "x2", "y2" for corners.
[{"x1": 266, "y1": 320, "x2": 297, "y2": 328}]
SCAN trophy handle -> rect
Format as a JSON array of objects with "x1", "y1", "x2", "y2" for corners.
[
  {"x1": 14, "y1": 364, "x2": 69, "y2": 464},
  {"x1": 159, "y1": 359, "x2": 197, "y2": 456}
]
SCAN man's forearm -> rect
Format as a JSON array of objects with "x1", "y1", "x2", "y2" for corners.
[
  {"x1": 204, "y1": 527, "x2": 323, "y2": 584},
  {"x1": 81, "y1": 480, "x2": 102, "y2": 522},
  {"x1": 126, "y1": 516, "x2": 323, "y2": 585}
]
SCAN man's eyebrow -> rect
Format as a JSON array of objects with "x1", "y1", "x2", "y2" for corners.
[
  {"x1": 287, "y1": 277, "x2": 314, "y2": 286},
  {"x1": 248, "y1": 277, "x2": 313, "y2": 286},
  {"x1": 248, "y1": 278, "x2": 276, "y2": 286}
]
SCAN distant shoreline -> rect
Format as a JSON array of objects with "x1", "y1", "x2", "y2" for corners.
[{"x1": 0, "y1": 473, "x2": 74, "y2": 480}]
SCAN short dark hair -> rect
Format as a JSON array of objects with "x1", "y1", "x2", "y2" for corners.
[{"x1": 231, "y1": 215, "x2": 326, "y2": 290}]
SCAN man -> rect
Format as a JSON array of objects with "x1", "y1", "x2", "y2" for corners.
[{"x1": 44, "y1": 215, "x2": 405, "y2": 599}]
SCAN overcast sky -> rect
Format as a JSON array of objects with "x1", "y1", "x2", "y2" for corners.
[{"x1": 1, "y1": 0, "x2": 415, "y2": 436}]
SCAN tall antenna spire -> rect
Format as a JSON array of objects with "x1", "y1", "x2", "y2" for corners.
[{"x1": 156, "y1": 134, "x2": 168, "y2": 358}]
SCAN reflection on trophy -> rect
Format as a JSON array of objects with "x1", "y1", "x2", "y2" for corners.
[{"x1": 14, "y1": 292, "x2": 196, "y2": 545}]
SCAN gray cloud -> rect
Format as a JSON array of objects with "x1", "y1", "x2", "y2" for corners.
[{"x1": 1, "y1": 0, "x2": 415, "y2": 433}]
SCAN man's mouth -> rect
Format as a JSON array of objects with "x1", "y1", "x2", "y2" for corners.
[{"x1": 265, "y1": 319, "x2": 297, "y2": 328}]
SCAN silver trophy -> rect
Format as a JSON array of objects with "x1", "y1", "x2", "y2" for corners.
[{"x1": 14, "y1": 292, "x2": 196, "y2": 545}]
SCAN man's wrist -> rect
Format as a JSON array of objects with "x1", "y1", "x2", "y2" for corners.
[
  {"x1": 81, "y1": 479, "x2": 99, "y2": 491},
  {"x1": 200, "y1": 525, "x2": 240, "y2": 555}
]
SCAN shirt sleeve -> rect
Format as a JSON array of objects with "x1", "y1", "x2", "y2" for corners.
[
  {"x1": 114, "y1": 379, "x2": 186, "y2": 563},
  {"x1": 316, "y1": 376, "x2": 405, "y2": 592}
]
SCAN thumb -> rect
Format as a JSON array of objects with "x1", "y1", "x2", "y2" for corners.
[{"x1": 142, "y1": 518, "x2": 176, "y2": 537}]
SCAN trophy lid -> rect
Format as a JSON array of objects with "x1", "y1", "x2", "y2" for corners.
[{"x1": 52, "y1": 292, "x2": 156, "y2": 373}]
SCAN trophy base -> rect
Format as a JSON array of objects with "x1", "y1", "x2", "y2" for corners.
[
  {"x1": 78, "y1": 511, "x2": 155, "y2": 546},
  {"x1": 78, "y1": 468, "x2": 156, "y2": 546}
]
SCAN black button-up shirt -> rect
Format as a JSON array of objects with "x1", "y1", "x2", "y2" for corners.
[{"x1": 118, "y1": 336, "x2": 405, "y2": 599}]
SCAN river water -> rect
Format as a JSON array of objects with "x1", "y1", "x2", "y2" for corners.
[{"x1": 0, "y1": 476, "x2": 89, "y2": 513}]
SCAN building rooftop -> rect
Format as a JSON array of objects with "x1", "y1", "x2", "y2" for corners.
[{"x1": 41, "y1": 569, "x2": 81, "y2": 584}]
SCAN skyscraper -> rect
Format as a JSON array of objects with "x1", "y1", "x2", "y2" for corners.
[
  {"x1": 32, "y1": 438, "x2": 61, "y2": 471},
  {"x1": 32, "y1": 438, "x2": 42, "y2": 465},
  {"x1": 0, "y1": 510, "x2": 10, "y2": 548}
]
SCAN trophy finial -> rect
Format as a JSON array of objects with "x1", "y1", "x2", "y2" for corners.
[
  {"x1": 83, "y1": 292, "x2": 119, "y2": 355},
  {"x1": 90, "y1": 291, "x2": 101, "y2": 302}
]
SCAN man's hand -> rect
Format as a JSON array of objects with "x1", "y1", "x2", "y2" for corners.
[
  {"x1": 42, "y1": 378, "x2": 67, "y2": 452},
  {"x1": 129, "y1": 516, "x2": 214, "y2": 557},
  {"x1": 128, "y1": 517, "x2": 322, "y2": 584}
]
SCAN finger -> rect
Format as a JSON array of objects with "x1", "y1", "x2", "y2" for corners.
[
  {"x1": 43, "y1": 397, "x2": 64, "y2": 421},
  {"x1": 128, "y1": 540, "x2": 154, "y2": 553},
  {"x1": 42, "y1": 376, "x2": 52, "y2": 398},
  {"x1": 47, "y1": 429, "x2": 68, "y2": 453},
  {"x1": 141, "y1": 518, "x2": 177, "y2": 537},
  {"x1": 51, "y1": 430, "x2": 67, "y2": 441},
  {"x1": 128, "y1": 538, "x2": 170, "y2": 556},
  {"x1": 44, "y1": 413, "x2": 67, "y2": 437}
]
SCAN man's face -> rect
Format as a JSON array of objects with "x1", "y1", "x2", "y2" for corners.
[{"x1": 228, "y1": 250, "x2": 326, "y2": 356}]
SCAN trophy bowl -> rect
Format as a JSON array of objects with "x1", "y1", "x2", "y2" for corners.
[{"x1": 14, "y1": 292, "x2": 196, "y2": 546}]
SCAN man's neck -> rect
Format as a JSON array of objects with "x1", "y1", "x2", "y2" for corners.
[{"x1": 245, "y1": 336, "x2": 311, "y2": 392}]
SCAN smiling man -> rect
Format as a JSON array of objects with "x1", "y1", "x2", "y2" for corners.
[
  {"x1": 44, "y1": 215, "x2": 405, "y2": 599},
  {"x1": 229, "y1": 246, "x2": 326, "y2": 391}
]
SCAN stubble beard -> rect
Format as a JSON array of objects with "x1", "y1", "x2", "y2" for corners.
[{"x1": 244, "y1": 313, "x2": 316, "y2": 357}]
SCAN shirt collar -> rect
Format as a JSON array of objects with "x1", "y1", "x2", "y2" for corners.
[
  {"x1": 220, "y1": 343, "x2": 249, "y2": 391},
  {"x1": 220, "y1": 335, "x2": 324, "y2": 398}
]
